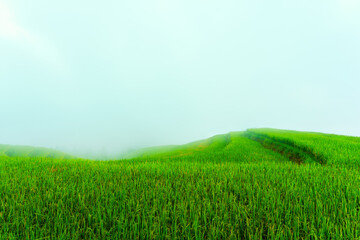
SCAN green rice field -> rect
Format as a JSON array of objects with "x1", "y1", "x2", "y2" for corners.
[{"x1": 1, "y1": 129, "x2": 360, "y2": 239}]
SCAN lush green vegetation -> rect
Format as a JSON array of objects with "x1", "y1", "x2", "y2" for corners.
[{"x1": 1, "y1": 129, "x2": 360, "y2": 239}]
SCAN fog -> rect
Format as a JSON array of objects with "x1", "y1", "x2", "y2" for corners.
[{"x1": 1, "y1": 0, "x2": 360, "y2": 159}]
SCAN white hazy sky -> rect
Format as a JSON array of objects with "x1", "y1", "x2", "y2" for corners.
[{"x1": 1, "y1": 0, "x2": 360, "y2": 157}]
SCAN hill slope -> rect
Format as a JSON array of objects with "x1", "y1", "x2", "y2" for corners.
[
  {"x1": 123, "y1": 128, "x2": 360, "y2": 167},
  {"x1": 122, "y1": 133, "x2": 232, "y2": 159},
  {"x1": 0, "y1": 144, "x2": 75, "y2": 159}
]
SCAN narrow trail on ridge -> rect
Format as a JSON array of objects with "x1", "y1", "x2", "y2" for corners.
[{"x1": 243, "y1": 130, "x2": 326, "y2": 165}]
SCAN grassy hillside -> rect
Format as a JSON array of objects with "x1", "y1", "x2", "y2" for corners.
[
  {"x1": 246, "y1": 128, "x2": 360, "y2": 167},
  {"x1": 1, "y1": 129, "x2": 360, "y2": 239},
  {"x1": 0, "y1": 144, "x2": 75, "y2": 159}
]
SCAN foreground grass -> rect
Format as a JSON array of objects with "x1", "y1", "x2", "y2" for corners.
[{"x1": 1, "y1": 131, "x2": 360, "y2": 239}]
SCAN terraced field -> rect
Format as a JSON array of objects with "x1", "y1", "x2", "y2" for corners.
[{"x1": 1, "y1": 129, "x2": 360, "y2": 239}]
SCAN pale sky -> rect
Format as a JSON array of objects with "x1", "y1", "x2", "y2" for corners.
[{"x1": 1, "y1": 0, "x2": 360, "y2": 158}]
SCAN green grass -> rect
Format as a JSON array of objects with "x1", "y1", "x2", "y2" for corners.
[{"x1": 1, "y1": 130, "x2": 360, "y2": 239}]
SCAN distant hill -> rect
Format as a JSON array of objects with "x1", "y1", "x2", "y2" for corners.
[
  {"x1": 0, "y1": 144, "x2": 75, "y2": 159},
  {"x1": 121, "y1": 133, "x2": 233, "y2": 159}
]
